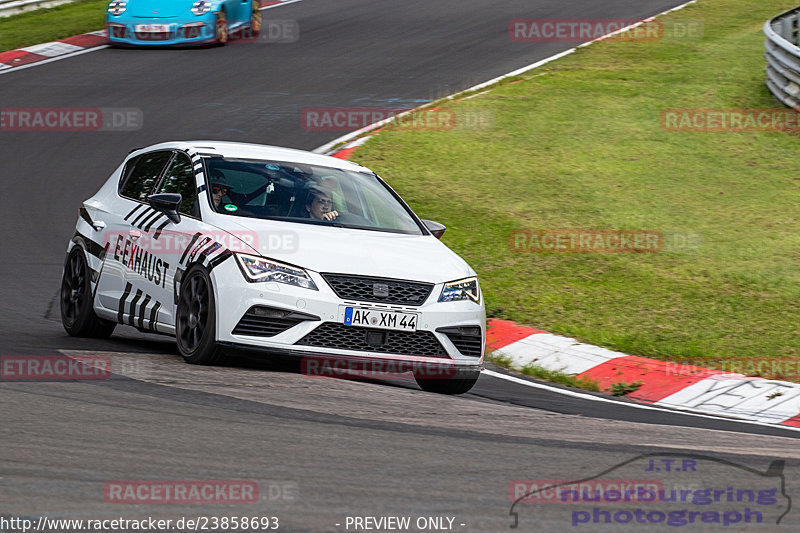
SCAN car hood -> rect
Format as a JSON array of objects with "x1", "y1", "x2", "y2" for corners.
[
  {"x1": 216, "y1": 218, "x2": 476, "y2": 284},
  {"x1": 127, "y1": 0, "x2": 196, "y2": 18}
]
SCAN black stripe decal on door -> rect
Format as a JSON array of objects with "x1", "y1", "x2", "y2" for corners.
[
  {"x1": 124, "y1": 204, "x2": 144, "y2": 221},
  {"x1": 149, "y1": 302, "x2": 161, "y2": 331},
  {"x1": 138, "y1": 295, "x2": 152, "y2": 329},
  {"x1": 144, "y1": 213, "x2": 166, "y2": 232},
  {"x1": 128, "y1": 289, "x2": 143, "y2": 326},
  {"x1": 118, "y1": 282, "x2": 133, "y2": 324},
  {"x1": 137, "y1": 210, "x2": 161, "y2": 230},
  {"x1": 131, "y1": 208, "x2": 154, "y2": 227},
  {"x1": 153, "y1": 219, "x2": 171, "y2": 240}
]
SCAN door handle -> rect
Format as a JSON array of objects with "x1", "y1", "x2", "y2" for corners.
[
  {"x1": 92, "y1": 221, "x2": 106, "y2": 231},
  {"x1": 129, "y1": 230, "x2": 142, "y2": 241}
]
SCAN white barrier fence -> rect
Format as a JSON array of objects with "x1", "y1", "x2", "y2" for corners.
[{"x1": 765, "y1": 6, "x2": 800, "y2": 110}]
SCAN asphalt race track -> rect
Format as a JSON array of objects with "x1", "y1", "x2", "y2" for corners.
[{"x1": 2, "y1": 1, "x2": 800, "y2": 531}]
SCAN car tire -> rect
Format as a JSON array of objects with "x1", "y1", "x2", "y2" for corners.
[
  {"x1": 60, "y1": 247, "x2": 116, "y2": 338},
  {"x1": 176, "y1": 265, "x2": 224, "y2": 365},
  {"x1": 248, "y1": 0, "x2": 262, "y2": 35},
  {"x1": 215, "y1": 9, "x2": 229, "y2": 44},
  {"x1": 414, "y1": 368, "x2": 480, "y2": 395}
]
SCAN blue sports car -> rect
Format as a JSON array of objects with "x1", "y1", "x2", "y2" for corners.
[{"x1": 106, "y1": 0, "x2": 262, "y2": 46}]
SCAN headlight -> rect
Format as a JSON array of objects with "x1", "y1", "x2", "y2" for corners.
[
  {"x1": 108, "y1": 0, "x2": 127, "y2": 16},
  {"x1": 191, "y1": 0, "x2": 212, "y2": 15},
  {"x1": 235, "y1": 253, "x2": 318, "y2": 290},
  {"x1": 438, "y1": 277, "x2": 480, "y2": 304}
]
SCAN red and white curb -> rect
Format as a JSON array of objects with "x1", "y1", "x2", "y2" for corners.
[
  {"x1": 487, "y1": 318, "x2": 800, "y2": 427},
  {"x1": 329, "y1": 135, "x2": 374, "y2": 160},
  {"x1": 0, "y1": 30, "x2": 107, "y2": 72}
]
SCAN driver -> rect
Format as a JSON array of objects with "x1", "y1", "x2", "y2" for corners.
[
  {"x1": 210, "y1": 172, "x2": 232, "y2": 208},
  {"x1": 305, "y1": 186, "x2": 339, "y2": 221}
]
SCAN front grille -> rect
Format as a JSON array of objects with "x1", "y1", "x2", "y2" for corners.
[
  {"x1": 232, "y1": 306, "x2": 319, "y2": 337},
  {"x1": 108, "y1": 26, "x2": 128, "y2": 39},
  {"x1": 321, "y1": 274, "x2": 434, "y2": 306},
  {"x1": 296, "y1": 322, "x2": 449, "y2": 358},
  {"x1": 182, "y1": 26, "x2": 204, "y2": 39},
  {"x1": 437, "y1": 326, "x2": 483, "y2": 357},
  {"x1": 135, "y1": 31, "x2": 173, "y2": 41}
]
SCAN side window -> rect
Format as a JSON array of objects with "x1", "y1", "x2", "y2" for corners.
[
  {"x1": 155, "y1": 153, "x2": 198, "y2": 217},
  {"x1": 119, "y1": 151, "x2": 173, "y2": 202}
]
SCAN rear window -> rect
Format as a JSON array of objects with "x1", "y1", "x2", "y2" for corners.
[
  {"x1": 119, "y1": 151, "x2": 173, "y2": 202},
  {"x1": 154, "y1": 153, "x2": 198, "y2": 217}
]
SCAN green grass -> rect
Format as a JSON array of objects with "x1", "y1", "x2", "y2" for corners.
[
  {"x1": 610, "y1": 381, "x2": 644, "y2": 396},
  {"x1": 355, "y1": 0, "x2": 800, "y2": 369},
  {"x1": 0, "y1": 0, "x2": 108, "y2": 52}
]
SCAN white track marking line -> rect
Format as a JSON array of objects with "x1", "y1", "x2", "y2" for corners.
[
  {"x1": 0, "y1": 0, "x2": 302, "y2": 76},
  {"x1": 482, "y1": 369, "x2": 800, "y2": 433},
  {"x1": 313, "y1": 0, "x2": 698, "y2": 154},
  {"x1": 261, "y1": 0, "x2": 302, "y2": 10}
]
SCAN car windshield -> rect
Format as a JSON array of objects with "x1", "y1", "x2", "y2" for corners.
[{"x1": 204, "y1": 157, "x2": 424, "y2": 235}]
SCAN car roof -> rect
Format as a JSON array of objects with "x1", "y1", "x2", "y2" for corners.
[{"x1": 129, "y1": 140, "x2": 367, "y2": 172}]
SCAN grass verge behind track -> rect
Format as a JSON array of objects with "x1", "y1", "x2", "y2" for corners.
[
  {"x1": 0, "y1": 1, "x2": 108, "y2": 52},
  {"x1": 354, "y1": 0, "x2": 800, "y2": 378}
]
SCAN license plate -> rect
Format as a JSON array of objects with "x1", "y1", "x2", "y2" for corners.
[
  {"x1": 136, "y1": 24, "x2": 170, "y2": 33},
  {"x1": 343, "y1": 307, "x2": 417, "y2": 332}
]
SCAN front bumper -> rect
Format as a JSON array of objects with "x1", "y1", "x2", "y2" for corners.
[
  {"x1": 106, "y1": 16, "x2": 217, "y2": 46},
  {"x1": 211, "y1": 258, "x2": 486, "y2": 368}
]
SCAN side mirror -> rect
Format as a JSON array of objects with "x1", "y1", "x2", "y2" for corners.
[
  {"x1": 422, "y1": 219, "x2": 446, "y2": 239},
  {"x1": 148, "y1": 193, "x2": 182, "y2": 224}
]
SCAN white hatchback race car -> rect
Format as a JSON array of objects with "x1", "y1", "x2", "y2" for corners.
[{"x1": 61, "y1": 141, "x2": 485, "y2": 394}]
